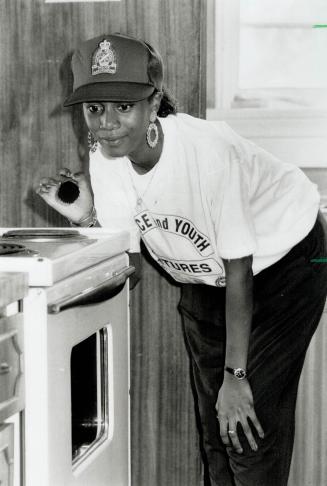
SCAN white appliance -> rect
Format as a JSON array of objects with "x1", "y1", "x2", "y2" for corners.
[{"x1": 0, "y1": 228, "x2": 132, "y2": 486}]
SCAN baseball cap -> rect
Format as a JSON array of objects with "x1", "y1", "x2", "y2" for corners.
[{"x1": 64, "y1": 33, "x2": 162, "y2": 106}]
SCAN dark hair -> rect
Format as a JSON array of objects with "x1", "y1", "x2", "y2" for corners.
[
  {"x1": 144, "y1": 41, "x2": 178, "y2": 117},
  {"x1": 149, "y1": 87, "x2": 178, "y2": 117}
]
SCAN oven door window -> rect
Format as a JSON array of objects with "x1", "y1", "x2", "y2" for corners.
[{"x1": 70, "y1": 328, "x2": 109, "y2": 465}]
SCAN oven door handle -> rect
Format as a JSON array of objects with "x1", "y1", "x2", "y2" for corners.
[{"x1": 47, "y1": 265, "x2": 135, "y2": 314}]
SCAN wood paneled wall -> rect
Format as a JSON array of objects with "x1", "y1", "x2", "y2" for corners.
[
  {"x1": 0, "y1": 1, "x2": 207, "y2": 485},
  {"x1": 0, "y1": 0, "x2": 206, "y2": 228}
]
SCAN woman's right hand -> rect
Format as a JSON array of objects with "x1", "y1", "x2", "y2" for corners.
[{"x1": 36, "y1": 168, "x2": 94, "y2": 224}]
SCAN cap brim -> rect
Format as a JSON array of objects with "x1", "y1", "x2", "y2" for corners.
[{"x1": 63, "y1": 82, "x2": 156, "y2": 106}]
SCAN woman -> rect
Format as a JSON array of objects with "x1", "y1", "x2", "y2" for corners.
[{"x1": 37, "y1": 33, "x2": 327, "y2": 486}]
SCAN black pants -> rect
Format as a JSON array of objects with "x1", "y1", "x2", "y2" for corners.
[{"x1": 179, "y1": 213, "x2": 327, "y2": 486}]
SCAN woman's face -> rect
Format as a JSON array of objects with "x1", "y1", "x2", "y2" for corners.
[{"x1": 83, "y1": 98, "x2": 155, "y2": 160}]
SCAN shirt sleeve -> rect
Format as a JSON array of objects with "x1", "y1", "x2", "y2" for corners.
[{"x1": 215, "y1": 145, "x2": 257, "y2": 259}]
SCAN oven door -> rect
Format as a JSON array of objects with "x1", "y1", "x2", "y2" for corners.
[{"x1": 23, "y1": 256, "x2": 131, "y2": 486}]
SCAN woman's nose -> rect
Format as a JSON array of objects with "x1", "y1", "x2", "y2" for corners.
[{"x1": 99, "y1": 105, "x2": 120, "y2": 129}]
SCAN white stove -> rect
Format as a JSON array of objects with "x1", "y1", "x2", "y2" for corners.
[{"x1": 0, "y1": 228, "x2": 132, "y2": 486}]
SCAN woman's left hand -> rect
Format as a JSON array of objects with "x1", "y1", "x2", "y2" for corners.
[{"x1": 216, "y1": 375, "x2": 264, "y2": 454}]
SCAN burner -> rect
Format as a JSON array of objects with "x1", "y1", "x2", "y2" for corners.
[
  {"x1": 0, "y1": 243, "x2": 29, "y2": 255},
  {"x1": 2, "y1": 229, "x2": 86, "y2": 241}
]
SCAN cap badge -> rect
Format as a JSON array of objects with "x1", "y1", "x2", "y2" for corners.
[{"x1": 92, "y1": 39, "x2": 117, "y2": 76}]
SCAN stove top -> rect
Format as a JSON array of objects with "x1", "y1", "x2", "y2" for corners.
[
  {"x1": 0, "y1": 229, "x2": 85, "y2": 256},
  {"x1": 0, "y1": 228, "x2": 130, "y2": 286}
]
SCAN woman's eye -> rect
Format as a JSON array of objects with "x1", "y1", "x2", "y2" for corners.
[
  {"x1": 87, "y1": 104, "x2": 103, "y2": 114},
  {"x1": 117, "y1": 104, "x2": 133, "y2": 113}
]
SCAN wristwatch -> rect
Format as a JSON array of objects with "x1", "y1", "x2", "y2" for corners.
[{"x1": 224, "y1": 366, "x2": 247, "y2": 380}]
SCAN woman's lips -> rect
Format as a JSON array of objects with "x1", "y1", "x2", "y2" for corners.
[{"x1": 99, "y1": 135, "x2": 125, "y2": 146}]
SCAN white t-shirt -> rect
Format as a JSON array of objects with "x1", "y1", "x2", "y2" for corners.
[{"x1": 89, "y1": 113, "x2": 320, "y2": 287}]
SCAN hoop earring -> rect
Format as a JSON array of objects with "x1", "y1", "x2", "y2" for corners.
[
  {"x1": 146, "y1": 112, "x2": 159, "y2": 149},
  {"x1": 88, "y1": 131, "x2": 98, "y2": 153}
]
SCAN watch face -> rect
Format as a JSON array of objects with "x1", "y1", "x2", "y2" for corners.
[{"x1": 234, "y1": 368, "x2": 246, "y2": 379}]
